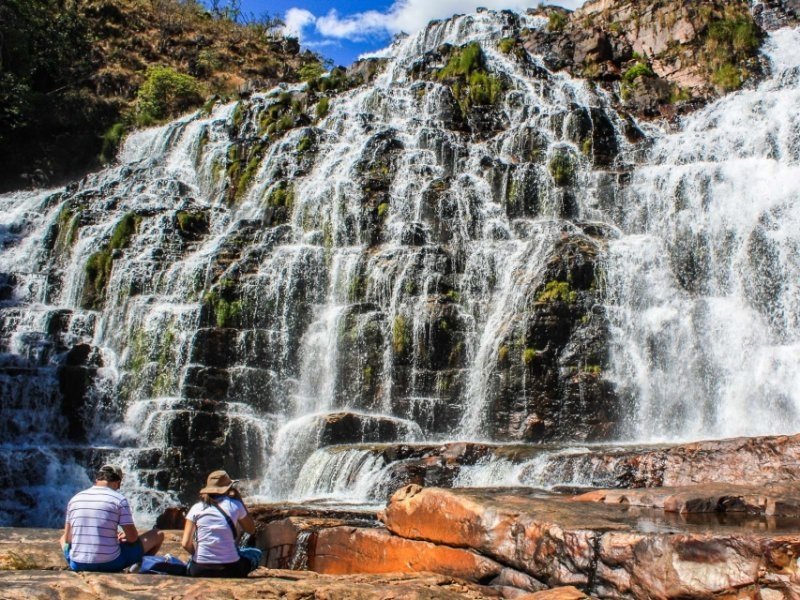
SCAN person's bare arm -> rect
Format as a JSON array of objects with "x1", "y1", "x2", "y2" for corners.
[
  {"x1": 118, "y1": 524, "x2": 139, "y2": 543},
  {"x1": 181, "y1": 520, "x2": 196, "y2": 554},
  {"x1": 60, "y1": 522, "x2": 72, "y2": 547},
  {"x1": 238, "y1": 513, "x2": 256, "y2": 535},
  {"x1": 228, "y1": 489, "x2": 256, "y2": 535}
]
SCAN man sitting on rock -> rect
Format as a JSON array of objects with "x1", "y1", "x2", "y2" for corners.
[{"x1": 60, "y1": 464, "x2": 164, "y2": 572}]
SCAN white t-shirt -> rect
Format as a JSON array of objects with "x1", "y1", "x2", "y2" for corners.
[
  {"x1": 186, "y1": 497, "x2": 247, "y2": 564},
  {"x1": 66, "y1": 486, "x2": 135, "y2": 564}
]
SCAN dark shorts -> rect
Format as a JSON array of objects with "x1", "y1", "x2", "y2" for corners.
[
  {"x1": 65, "y1": 540, "x2": 144, "y2": 572},
  {"x1": 187, "y1": 556, "x2": 252, "y2": 578}
]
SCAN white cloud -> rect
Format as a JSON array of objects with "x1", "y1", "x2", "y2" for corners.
[
  {"x1": 316, "y1": 9, "x2": 393, "y2": 40},
  {"x1": 283, "y1": 8, "x2": 315, "y2": 40},
  {"x1": 284, "y1": 0, "x2": 584, "y2": 42}
]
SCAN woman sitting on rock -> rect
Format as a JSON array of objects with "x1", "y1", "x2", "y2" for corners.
[{"x1": 181, "y1": 470, "x2": 259, "y2": 577}]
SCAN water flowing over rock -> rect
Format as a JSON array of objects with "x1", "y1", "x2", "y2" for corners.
[{"x1": 0, "y1": 3, "x2": 800, "y2": 530}]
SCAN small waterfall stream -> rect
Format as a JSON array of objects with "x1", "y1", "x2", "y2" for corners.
[{"x1": 1, "y1": 8, "x2": 799, "y2": 525}]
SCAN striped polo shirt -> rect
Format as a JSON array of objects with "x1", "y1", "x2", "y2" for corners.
[{"x1": 66, "y1": 486, "x2": 135, "y2": 564}]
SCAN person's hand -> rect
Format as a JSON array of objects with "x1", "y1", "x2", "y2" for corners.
[{"x1": 117, "y1": 531, "x2": 127, "y2": 543}]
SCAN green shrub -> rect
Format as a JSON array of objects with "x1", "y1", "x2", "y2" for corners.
[
  {"x1": 203, "y1": 279, "x2": 243, "y2": 328},
  {"x1": 497, "y1": 345, "x2": 509, "y2": 365},
  {"x1": 316, "y1": 96, "x2": 330, "y2": 119},
  {"x1": 136, "y1": 66, "x2": 203, "y2": 126},
  {"x1": 298, "y1": 61, "x2": 326, "y2": 82},
  {"x1": 468, "y1": 71, "x2": 504, "y2": 106},
  {"x1": 498, "y1": 37, "x2": 516, "y2": 54},
  {"x1": 622, "y1": 61, "x2": 654, "y2": 83},
  {"x1": 702, "y1": 12, "x2": 762, "y2": 91},
  {"x1": 547, "y1": 12, "x2": 567, "y2": 32},
  {"x1": 712, "y1": 64, "x2": 744, "y2": 91},
  {"x1": 377, "y1": 202, "x2": 390, "y2": 219},
  {"x1": 438, "y1": 42, "x2": 484, "y2": 80},
  {"x1": 436, "y1": 42, "x2": 506, "y2": 109}
]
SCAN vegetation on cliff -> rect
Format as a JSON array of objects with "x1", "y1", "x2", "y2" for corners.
[
  {"x1": 0, "y1": 0, "x2": 320, "y2": 191},
  {"x1": 521, "y1": 0, "x2": 766, "y2": 118}
]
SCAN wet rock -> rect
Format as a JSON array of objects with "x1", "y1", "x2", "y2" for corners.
[
  {"x1": 309, "y1": 412, "x2": 421, "y2": 447},
  {"x1": 483, "y1": 233, "x2": 619, "y2": 443},
  {"x1": 572, "y1": 482, "x2": 800, "y2": 517},
  {"x1": 514, "y1": 432, "x2": 800, "y2": 490}
]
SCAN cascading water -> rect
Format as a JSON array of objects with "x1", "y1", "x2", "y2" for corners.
[
  {"x1": 1, "y1": 6, "x2": 799, "y2": 525},
  {"x1": 605, "y1": 27, "x2": 800, "y2": 441}
]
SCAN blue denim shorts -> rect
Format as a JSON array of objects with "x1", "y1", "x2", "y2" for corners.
[{"x1": 65, "y1": 540, "x2": 144, "y2": 572}]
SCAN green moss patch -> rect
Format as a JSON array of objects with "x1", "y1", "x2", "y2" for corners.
[
  {"x1": 81, "y1": 212, "x2": 141, "y2": 310},
  {"x1": 537, "y1": 280, "x2": 577, "y2": 304},
  {"x1": 435, "y1": 42, "x2": 507, "y2": 111}
]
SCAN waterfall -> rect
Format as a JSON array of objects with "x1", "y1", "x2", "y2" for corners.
[
  {"x1": 605, "y1": 27, "x2": 800, "y2": 441},
  {"x1": 1, "y1": 8, "x2": 799, "y2": 525}
]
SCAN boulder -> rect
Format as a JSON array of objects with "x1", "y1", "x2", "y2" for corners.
[
  {"x1": 307, "y1": 412, "x2": 421, "y2": 447},
  {"x1": 309, "y1": 525, "x2": 507, "y2": 584},
  {"x1": 380, "y1": 485, "x2": 800, "y2": 598}
]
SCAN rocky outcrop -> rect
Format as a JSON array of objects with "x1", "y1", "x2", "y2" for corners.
[
  {"x1": 516, "y1": 432, "x2": 800, "y2": 489},
  {"x1": 379, "y1": 485, "x2": 800, "y2": 598},
  {"x1": 297, "y1": 434, "x2": 800, "y2": 504},
  {"x1": 523, "y1": 0, "x2": 767, "y2": 117}
]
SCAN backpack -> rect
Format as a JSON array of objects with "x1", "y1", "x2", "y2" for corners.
[{"x1": 140, "y1": 554, "x2": 188, "y2": 576}]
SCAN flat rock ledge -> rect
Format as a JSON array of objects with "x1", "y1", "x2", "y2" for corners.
[{"x1": 378, "y1": 486, "x2": 800, "y2": 599}]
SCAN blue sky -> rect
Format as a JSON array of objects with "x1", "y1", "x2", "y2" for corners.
[{"x1": 233, "y1": 0, "x2": 584, "y2": 66}]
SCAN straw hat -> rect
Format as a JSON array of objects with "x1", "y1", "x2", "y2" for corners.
[{"x1": 200, "y1": 470, "x2": 237, "y2": 494}]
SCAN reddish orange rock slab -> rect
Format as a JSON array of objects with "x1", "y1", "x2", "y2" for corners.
[
  {"x1": 380, "y1": 485, "x2": 800, "y2": 599},
  {"x1": 309, "y1": 525, "x2": 505, "y2": 583}
]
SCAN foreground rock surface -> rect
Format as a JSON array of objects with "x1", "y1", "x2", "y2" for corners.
[
  {"x1": 0, "y1": 569, "x2": 499, "y2": 599},
  {"x1": 380, "y1": 486, "x2": 800, "y2": 599}
]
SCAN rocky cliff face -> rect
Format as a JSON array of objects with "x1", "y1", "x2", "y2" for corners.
[
  {"x1": 1, "y1": 0, "x2": 800, "y2": 526},
  {"x1": 523, "y1": 0, "x2": 770, "y2": 117}
]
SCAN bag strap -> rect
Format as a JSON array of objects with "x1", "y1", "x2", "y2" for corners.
[{"x1": 207, "y1": 497, "x2": 238, "y2": 543}]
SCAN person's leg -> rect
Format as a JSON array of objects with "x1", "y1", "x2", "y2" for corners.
[
  {"x1": 232, "y1": 556, "x2": 253, "y2": 577},
  {"x1": 187, "y1": 561, "x2": 227, "y2": 577},
  {"x1": 118, "y1": 540, "x2": 145, "y2": 568},
  {"x1": 138, "y1": 529, "x2": 164, "y2": 555},
  {"x1": 70, "y1": 554, "x2": 127, "y2": 573}
]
